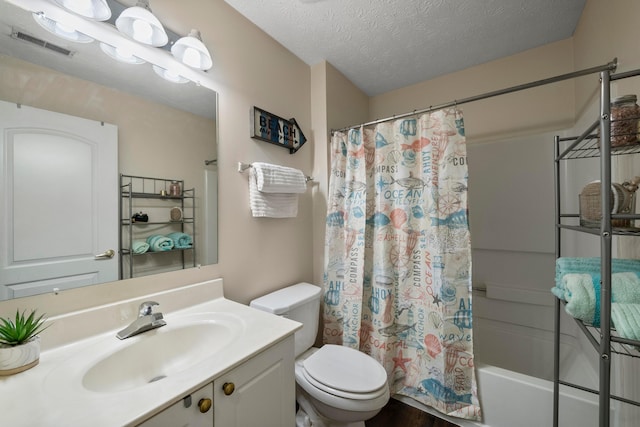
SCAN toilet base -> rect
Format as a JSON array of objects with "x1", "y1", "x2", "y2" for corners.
[
  {"x1": 295, "y1": 386, "x2": 370, "y2": 427},
  {"x1": 295, "y1": 407, "x2": 364, "y2": 427}
]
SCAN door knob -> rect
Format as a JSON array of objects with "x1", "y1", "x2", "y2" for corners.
[{"x1": 95, "y1": 249, "x2": 115, "y2": 259}]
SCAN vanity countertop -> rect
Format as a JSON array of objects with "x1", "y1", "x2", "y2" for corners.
[{"x1": 0, "y1": 280, "x2": 300, "y2": 427}]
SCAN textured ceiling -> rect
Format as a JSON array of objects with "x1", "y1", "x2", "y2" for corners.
[{"x1": 224, "y1": 0, "x2": 586, "y2": 96}]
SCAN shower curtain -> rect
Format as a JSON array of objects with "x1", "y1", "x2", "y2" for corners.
[{"x1": 323, "y1": 107, "x2": 481, "y2": 420}]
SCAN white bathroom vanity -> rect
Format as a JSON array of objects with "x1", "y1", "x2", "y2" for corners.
[{"x1": 0, "y1": 279, "x2": 300, "y2": 426}]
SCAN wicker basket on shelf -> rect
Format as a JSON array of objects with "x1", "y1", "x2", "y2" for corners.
[{"x1": 579, "y1": 178, "x2": 639, "y2": 228}]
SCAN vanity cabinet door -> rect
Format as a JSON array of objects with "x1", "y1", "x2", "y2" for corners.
[
  {"x1": 213, "y1": 335, "x2": 295, "y2": 427},
  {"x1": 138, "y1": 382, "x2": 214, "y2": 427}
]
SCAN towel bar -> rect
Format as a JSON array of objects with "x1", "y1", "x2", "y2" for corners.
[{"x1": 237, "y1": 162, "x2": 313, "y2": 182}]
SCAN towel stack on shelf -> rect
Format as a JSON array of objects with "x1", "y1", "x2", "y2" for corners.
[
  {"x1": 131, "y1": 233, "x2": 193, "y2": 253},
  {"x1": 248, "y1": 162, "x2": 307, "y2": 218},
  {"x1": 552, "y1": 257, "x2": 640, "y2": 341}
]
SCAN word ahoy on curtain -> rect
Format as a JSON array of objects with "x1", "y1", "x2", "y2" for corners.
[{"x1": 324, "y1": 107, "x2": 480, "y2": 420}]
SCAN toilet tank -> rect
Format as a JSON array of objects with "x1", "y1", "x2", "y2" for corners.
[{"x1": 250, "y1": 283, "x2": 322, "y2": 357}]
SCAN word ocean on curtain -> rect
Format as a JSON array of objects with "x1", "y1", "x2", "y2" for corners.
[{"x1": 324, "y1": 107, "x2": 480, "y2": 420}]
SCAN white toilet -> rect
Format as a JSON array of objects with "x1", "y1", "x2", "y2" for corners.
[{"x1": 250, "y1": 283, "x2": 390, "y2": 427}]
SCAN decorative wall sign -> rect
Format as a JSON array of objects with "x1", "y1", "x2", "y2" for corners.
[{"x1": 250, "y1": 106, "x2": 307, "y2": 154}]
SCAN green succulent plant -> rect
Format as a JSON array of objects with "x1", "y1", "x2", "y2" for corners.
[{"x1": 0, "y1": 310, "x2": 49, "y2": 347}]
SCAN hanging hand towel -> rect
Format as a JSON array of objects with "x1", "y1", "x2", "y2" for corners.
[
  {"x1": 249, "y1": 167, "x2": 299, "y2": 218},
  {"x1": 252, "y1": 162, "x2": 307, "y2": 193}
]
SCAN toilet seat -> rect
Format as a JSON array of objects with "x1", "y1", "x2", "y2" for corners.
[
  {"x1": 303, "y1": 345, "x2": 387, "y2": 397},
  {"x1": 295, "y1": 346, "x2": 390, "y2": 413}
]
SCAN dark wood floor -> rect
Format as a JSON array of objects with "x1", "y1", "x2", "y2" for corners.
[{"x1": 366, "y1": 398, "x2": 461, "y2": 427}]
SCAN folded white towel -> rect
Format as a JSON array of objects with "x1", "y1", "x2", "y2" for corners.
[
  {"x1": 249, "y1": 168, "x2": 299, "y2": 218},
  {"x1": 253, "y1": 162, "x2": 307, "y2": 194}
]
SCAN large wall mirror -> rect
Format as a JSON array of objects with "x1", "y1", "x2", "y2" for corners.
[{"x1": 0, "y1": 0, "x2": 218, "y2": 301}]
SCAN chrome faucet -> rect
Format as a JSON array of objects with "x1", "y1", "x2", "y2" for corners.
[{"x1": 116, "y1": 301, "x2": 166, "y2": 340}]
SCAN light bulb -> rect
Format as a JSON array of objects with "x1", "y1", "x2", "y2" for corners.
[
  {"x1": 115, "y1": 46, "x2": 134, "y2": 60},
  {"x1": 55, "y1": 0, "x2": 111, "y2": 20},
  {"x1": 165, "y1": 69, "x2": 182, "y2": 82},
  {"x1": 64, "y1": 0, "x2": 92, "y2": 17},
  {"x1": 132, "y1": 19, "x2": 153, "y2": 44},
  {"x1": 54, "y1": 21, "x2": 76, "y2": 35},
  {"x1": 182, "y1": 47, "x2": 201, "y2": 68},
  {"x1": 99, "y1": 43, "x2": 145, "y2": 64},
  {"x1": 152, "y1": 65, "x2": 189, "y2": 84},
  {"x1": 32, "y1": 11, "x2": 94, "y2": 43}
]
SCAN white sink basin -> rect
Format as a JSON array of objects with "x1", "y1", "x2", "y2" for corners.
[{"x1": 47, "y1": 312, "x2": 244, "y2": 394}]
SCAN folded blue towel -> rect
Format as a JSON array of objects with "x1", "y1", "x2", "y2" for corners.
[
  {"x1": 562, "y1": 272, "x2": 640, "y2": 326},
  {"x1": 611, "y1": 303, "x2": 640, "y2": 341},
  {"x1": 132, "y1": 240, "x2": 150, "y2": 254},
  {"x1": 146, "y1": 234, "x2": 174, "y2": 252},
  {"x1": 556, "y1": 257, "x2": 640, "y2": 280},
  {"x1": 553, "y1": 257, "x2": 640, "y2": 300},
  {"x1": 167, "y1": 232, "x2": 193, "y2": 249}
]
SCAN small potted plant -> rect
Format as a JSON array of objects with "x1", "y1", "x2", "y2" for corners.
[{"x1": 0, "y1": 309, "x2": 49, "y2": 375}]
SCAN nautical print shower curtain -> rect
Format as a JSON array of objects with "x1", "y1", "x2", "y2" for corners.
[{"x1": 323, "y1": 108, "x2": 481, "y2": 420}]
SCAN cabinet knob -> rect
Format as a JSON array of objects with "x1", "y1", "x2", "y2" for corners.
[
  {"x1": 222, "y1": 382, "x2": 235, "y2": 396},
  {"x1": 198, "y1": 398, "x2": 212, "y2": 413}
]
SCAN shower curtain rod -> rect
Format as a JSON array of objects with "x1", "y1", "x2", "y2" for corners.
[{"x1": 331, "y1": 58, "x2": 618, "y2": 134}]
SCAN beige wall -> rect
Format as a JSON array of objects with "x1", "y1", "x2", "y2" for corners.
[
  {"x1": 310, "y1": 62, "x2": 369, "y2": 286},
  {"x1": 369, "y1": 38, "x2": 576, "y2": 142},
  {"x1": 573, "y1": 0, "x2": 640, "y2": 117},
  {"x1": 205, "y1": 0, "x2": 313, "y2": 304}
]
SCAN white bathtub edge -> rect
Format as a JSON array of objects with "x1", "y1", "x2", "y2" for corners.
[{"x1": 392, "y1": 362, "x2": 600, "y2": 427}]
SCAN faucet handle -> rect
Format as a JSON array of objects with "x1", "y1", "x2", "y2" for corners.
[{"x1": 139, "y1": 301, "x2": 160, "y2": 316}]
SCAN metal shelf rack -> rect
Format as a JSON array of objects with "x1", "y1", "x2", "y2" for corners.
[
  {"x1": 553, "y1": 68, "x2": 640, "y2": 427},
  {"x1": 119, "y1": 174, "x2": 196, "y2": 279}
]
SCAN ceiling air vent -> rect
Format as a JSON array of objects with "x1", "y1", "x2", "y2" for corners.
[{"x1": 10, "y1": 29, "x2": 74, "y2": 57}]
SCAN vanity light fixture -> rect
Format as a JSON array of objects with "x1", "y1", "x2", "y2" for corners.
[
  {"x1": 99, "y1": 42, "x2": 145, "y2": 64},
  {"x1": 115, "y1": 0, "x2": 168, "y2": 47},
  {"x1": 32, "y1": 11, "x2": 94, "y2": 43},
  {"x1": 15, "y1": 0, "x2": 215, "y2": 86},
  {"x1": 152, "y1": 65, "x2": 189, "y2": 84},
  {"x1": 54, "y1": 0, "x2": 111, "y2": 21},
  {"x1": 171, "y1": 29, "x2": 212, "y2": 71}
]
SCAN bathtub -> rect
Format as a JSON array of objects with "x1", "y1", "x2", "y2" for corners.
[
  {"x1": 391, "y1": 284, "x2": 640, "y2": 426},
  {"x1": 395, "y1": 360, "x2": 600, "y2": 427}
]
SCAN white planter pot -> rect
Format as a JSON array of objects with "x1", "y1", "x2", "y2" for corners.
[{"x1": 0, "y1": 336, "x2": 40, "y2": 375}]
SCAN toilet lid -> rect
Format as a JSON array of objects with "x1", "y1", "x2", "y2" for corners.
[{"x1": 302, "y1": 345, "x2": 387, "y2": 394}]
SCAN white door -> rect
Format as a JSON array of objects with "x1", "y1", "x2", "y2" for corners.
[{"x1": 0, "y1": 100, "x2": 118, "y2": 300}]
